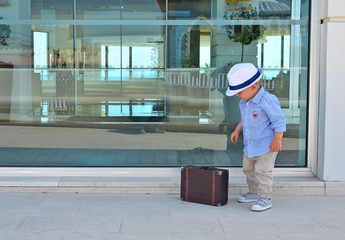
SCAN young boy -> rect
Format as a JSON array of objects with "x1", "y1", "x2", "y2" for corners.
[{"x1": 226, "y1": 63, "x2": 286, "y2": 212}]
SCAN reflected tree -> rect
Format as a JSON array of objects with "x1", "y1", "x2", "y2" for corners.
[{"x1": 224, "y1": 8, "x2": 266, "y2": 62}]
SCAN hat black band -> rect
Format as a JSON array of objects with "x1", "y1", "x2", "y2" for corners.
[{"x1": 229, "y1": 70, "x2": 261, "y2": 91}]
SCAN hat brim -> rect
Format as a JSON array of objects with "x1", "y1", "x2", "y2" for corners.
[{"x1": 226, "y1": 68, "x2": 263, "y2": 96}]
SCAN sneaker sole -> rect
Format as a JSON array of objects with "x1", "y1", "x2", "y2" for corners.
[
  {"x1": 251, "y1": 205, "x2": 272, "y2": 212},
  {"x1": 238, "y1": 199, "x2": 258, "y2": 203}
]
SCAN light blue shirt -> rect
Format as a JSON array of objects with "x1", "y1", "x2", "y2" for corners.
[{"x1": 239, "y1": 86, "x2": 286, "y2": 158}]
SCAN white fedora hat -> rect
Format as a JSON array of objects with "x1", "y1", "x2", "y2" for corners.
[{"x1": 225, "y1": 63, "x2": 263, "y2": 96}]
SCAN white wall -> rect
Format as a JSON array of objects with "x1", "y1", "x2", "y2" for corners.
[{"x1": 318, "y1": 0, "x2": 345, "y2": 181}]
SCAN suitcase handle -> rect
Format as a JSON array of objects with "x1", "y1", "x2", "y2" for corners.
[{"x1": 187, "y1": 165, "x2": 216, "y2": 171}]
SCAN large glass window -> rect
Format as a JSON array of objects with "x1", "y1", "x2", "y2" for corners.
[{"x1": 0, "y1": 0, "x2": 309, "y2": 167}]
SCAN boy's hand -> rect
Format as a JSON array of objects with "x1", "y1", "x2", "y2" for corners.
[
  {"x1": 270, "y1": 138, "x2": 282, "y2": 152},
  {"x1": 230, "y1": 120, "x2": 243, "y2": 144},
  {"x1": 270, "y1": 132, "x2": 284, "y2": 152},
  {"x1": 230, "y1": 130, "x2": 240, "y2": 144}
]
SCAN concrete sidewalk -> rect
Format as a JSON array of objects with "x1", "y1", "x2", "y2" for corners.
[{"x1": 1, "y1": 193, "x2": 345, "y2": 240}]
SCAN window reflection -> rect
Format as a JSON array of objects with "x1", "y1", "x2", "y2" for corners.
[
  {"x1": 122, "y1": 0, "x2": 165, "y2": 20},
  {"x1": 0, "y1": 0, "x2": 309, "y2": 167},
  {"x1": 224, "y1": 0, "x2": 291, "y2": 20},
  {"x1": 31, "y1": 0, "x2": 73, "y2": 20},
  {"x1": 168, "y1": 0, "x2": 211, "y2": 20},
  {"x1": 76, "y1": 0, "x2": 121, "y2": 20}
]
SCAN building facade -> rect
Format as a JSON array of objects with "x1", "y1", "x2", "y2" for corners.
[{"x1": 0, "y1": 0, "x2": 343, "y2": 181}]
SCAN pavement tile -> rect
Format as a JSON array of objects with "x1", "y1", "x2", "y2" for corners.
[{"x1": 1, "y1": 193, "x2": 345, "y2": 240}]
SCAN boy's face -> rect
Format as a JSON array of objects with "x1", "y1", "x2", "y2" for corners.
[{"x1": 235, "y1": 84, "x2": 258, "y2": 101}]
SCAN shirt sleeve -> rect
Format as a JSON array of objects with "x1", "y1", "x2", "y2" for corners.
[{"x1": 263, "y1": 95, "x2": 286, "y2": 133}]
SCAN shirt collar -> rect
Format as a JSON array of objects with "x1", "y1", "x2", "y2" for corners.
[{"x1": 249, "y1": 86, "x2": 265, "y2": 104}]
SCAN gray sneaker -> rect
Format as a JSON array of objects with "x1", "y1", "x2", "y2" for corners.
[
  {"x1": 251, "y1": 198, "x2": 272, "y2": 212},
  {"x1": 237, "y1": 193, "x2": 259, "y2": 203}
]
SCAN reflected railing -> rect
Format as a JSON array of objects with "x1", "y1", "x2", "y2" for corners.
[{"x1": 35, "y1": 67, "x2": 230, "y2": 124}]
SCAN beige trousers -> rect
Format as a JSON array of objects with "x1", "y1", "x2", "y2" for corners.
[{"x1": 243, "y1": 151, "x2": 278, "y2": 199}]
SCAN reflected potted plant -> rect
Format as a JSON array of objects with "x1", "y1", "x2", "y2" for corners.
[
  {"x1": 224, "y1": 8, "x2": 266, "y2": 62},
  {"x1": 0, "y1": 17, "x2": 11, "y2": 46}
]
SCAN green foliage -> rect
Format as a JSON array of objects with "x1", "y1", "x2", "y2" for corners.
[
  {"x1": 203, "y1": 63, "x2": 210, "y2": 74},
  {"x1": 181, "y1": 55, "x2": 199, "y2": 68},
  {"x1": 0, "y1": 17, "x2": 11, "y2": 46}
]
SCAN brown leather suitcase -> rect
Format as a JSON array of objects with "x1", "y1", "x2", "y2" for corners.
[{"x1": 180, "y1": 166, "x2": 229, "y2": 206}]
